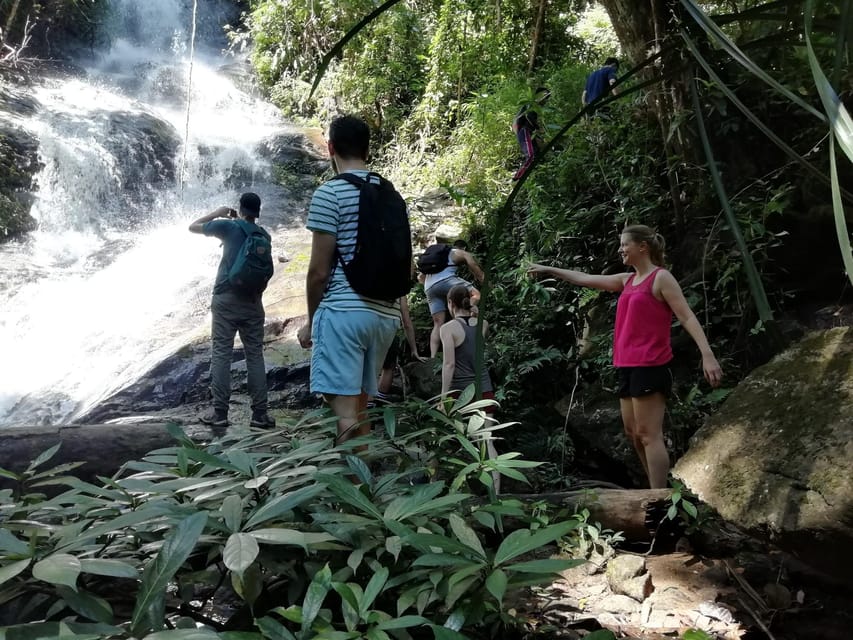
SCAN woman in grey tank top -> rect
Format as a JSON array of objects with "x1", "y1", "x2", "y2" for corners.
[{"x1": 439, "y1": 284, "x2": 500, "y2": 491}]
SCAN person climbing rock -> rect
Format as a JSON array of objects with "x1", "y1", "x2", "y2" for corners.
[
  {"x1": 189, "y1": 192, "x2": 276, "y2": 428},
  {"x1": 582, "y1": 57, "x2": 619, "y2": 108},
  {"x1": 528, "y1": 224, "x2": 722, "y2": 489},
  {"x1": 512, "y1": 86, "x2": 551, "y2": 180}
]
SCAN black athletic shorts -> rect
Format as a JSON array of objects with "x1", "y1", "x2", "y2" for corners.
[{"x1": 617, "y1": 364, "x2": 673, "y2": 398}]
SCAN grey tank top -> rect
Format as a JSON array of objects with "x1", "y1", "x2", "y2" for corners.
[{"x1": 452, "y1": 317, "x2": 493, "y2": 393}]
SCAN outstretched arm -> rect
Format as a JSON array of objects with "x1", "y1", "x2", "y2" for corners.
[
  {"x1": 656, "y1": 270, "x2": 722, "y2": 387},
  {"x1": 452, "y1": 249, "x2": 484, "y2": 284},
  {"x1": 297, "y1": 231, "x2": 335, "y2": 348},
  {"x1": 527, "y1": 263, "x2": 627, "y2": 293},
  {"x1": 189, "y1": 206, "x2": 235, "y2": 234}
]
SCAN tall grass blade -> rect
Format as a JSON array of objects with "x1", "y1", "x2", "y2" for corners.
[
  {"x1": 681, "y1": 29, "x2": 853, "y2": 203},
  {"x1": 680, "y1": 0, "x2": 826, "y2": 121},
  {"x1": 804, "y1": 0, "x2": 853, "y2": 285},
  {"x1": 689, "y1": 77, "x2": 774, "y2": 322}
]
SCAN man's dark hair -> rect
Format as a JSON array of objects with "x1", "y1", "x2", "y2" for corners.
[
  {"x1": 605, "y1": 57, "x2": 619, "y2": 67},
  {"x1": 328, "y1": 115, "x2": 370, "y2": 161},
  {"x1": 453, "y1": 239, "x2": 468, "y2": 250},
  {"x1": 240, "y1": 192, "x2": 261, "y2": 219}
]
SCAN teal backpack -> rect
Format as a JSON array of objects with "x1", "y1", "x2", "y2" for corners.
[{"x1": 228, "y1": 220, "x2": 274, "y2": 294}]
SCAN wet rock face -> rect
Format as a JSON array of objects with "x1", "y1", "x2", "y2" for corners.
[
  {"x1": 256, "y1": 132, "x2": 328, "y2": 178},
  {"x1": 104, "y1": 109, "x2": 181, "y2": 190},
  {"x1": 0, "y1": 121, "x2": 41, "y2": 239},
  {"x1": 674, "y1": 327, "x2": 853, "y2": 579}
]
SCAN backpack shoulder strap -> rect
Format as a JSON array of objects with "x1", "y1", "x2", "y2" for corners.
[{"x1": 335, "y1": 172, "x2": 369, "y2": 187}]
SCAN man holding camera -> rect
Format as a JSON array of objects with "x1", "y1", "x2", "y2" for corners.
[{"x1": 189, "y1": 192, "x2": 275, "y2": 428}]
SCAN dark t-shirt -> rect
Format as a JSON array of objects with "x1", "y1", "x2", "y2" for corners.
[
  {"x1": 584, "y1": 65, "x2": 617, "y2": 104},
  {"x1": 513, "y1": 103, "x2": 540, "y2": 132},
  {"x1": 203, "y1": 218, "x2": 255, "y2": 295}
]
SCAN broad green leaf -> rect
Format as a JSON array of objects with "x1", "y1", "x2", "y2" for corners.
[
  {"x1": 131, "y1": 511, "x2": 208, "y2": 636},
  {"x1": 504, "y1": 558, "x2": 585, "y2": 574},
  {"x1": 430, "y1": 625, "x2": 470, "y2": 640},
  {"x1": 227, "y1": 450, "x2": 254, "y2": 475},
  {"x1": 376, "y1": 615, "x2": 428, "y2": 630},
  {"x1": 57, "y1": 585, "x2": 113, "y2": 623},
  {"x1": 245, "y1": 484, "x2": 326, "y2": 528},
  {"x1": 361, "y1": 566, "x2": 389, "y2": 615},
  {"x1": 79, "y1": 559, "x2": 139, "y2": 579},
  {"x1": 183, "y1": 448, "x2": 242, "y2": 472},
  {"x1": 0, "y1": 466, "x2": 21, "y2": 481},
  {"x1": 302, "y1": 564, "x2": 332, "y2": 635},
  {"x1": 405, "y1": 533, "x2": 479, "y2": 557},
  {"x1": 249, "y1": 528, "x2": 338, "y2": 550},
  {"x1": 27, "y1": 443, "x2": 61, "y2": 471},
  {"x1": 316, "y1": 473, "x2": 383, "y2": 520},
  {"x1": 445, "y1": 575, "x2": 479, "y2": 610},
  {"x1": 347, "y1": 547, "x2": 364, "y2": 572},
  {"x1": 682, "y1": 630, "x2": 714, "y2": 640},
  {"x1": 0, "y1": 529, "x2": 30, "y2": 556},
  {"x1": 231, "y1": 563, "x2": 263, "y2": 607},
  {"x1": 412, "y1": 554, "x2": 477, "y2": 568},
  {"x1": 332, "y1": 582, "x2": 361, "y2": 613},
  {"x1": 271, "y1": 605, "x2": 304, "y2": 623},
  {"x1": 224, "y1": 533, "x2": 259, "y2": 574},
  {"x1": 494, "y1": 520, "x2": 579, "y2": 566},
  {"x1": 146, "y1": 630, "x2": 221, "y2": 640},
  {"x1": 385, "y1": 536, "x2": 402, "y2": 561},
  {"x1": 485, "y1": 569, "x2": 507, "y2": 604},
  {"x1": 256, "y1": 616, "x2": 298, "y2": 640},
  {"x1": 32, "y1": 553, "x2": 81, "y2": 590},
  {"x1": 221, "y1": 494, "x2": 243, "y2": 532},
  {"x1": 682, "y1": 501, "x2": 698, "y2": 519},
  {"x1": 346, "y1": 455, "x2": 372, "y2": 486},
  {"x1": 244, "y1": 475, "x2": 269, "y2": 490},
  {"x1": 365, "y1": 629, "x2": 390, "y2": 640},
  {"x1": 0, "y1": 558, "x2": 31, "y2": 585},
  {"x1": 448, "y1": 514, "x2": 485, "y2": 559},
  {"x1": 383, "y1": 407, "x2": 396, "y2": 438}
]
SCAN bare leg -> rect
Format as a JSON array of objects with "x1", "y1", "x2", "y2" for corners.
[
  {"x1": 631, "y1": 393, "x2": 669, "y2": 489},
  {"x1": 324, "y1": 393, "x2": 363, "y2": 444},
  {"x1": 620, "y1": 397, "x2": 648, "y2": 479},
  {"x1": 377, "y1": 367, "x2": 394, "y2": 396},
  {"x1": 429, "y1": 311, "x2": 446, "y2": 358}
]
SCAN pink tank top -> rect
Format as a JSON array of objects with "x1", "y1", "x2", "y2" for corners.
[{"x1": 613, "y1": 268, "x2": 673, "y2": 367}]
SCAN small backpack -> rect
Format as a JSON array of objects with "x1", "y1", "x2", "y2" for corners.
[
  {"x1": 228, "y1": 220, "x2": 274, "y2": 294},
  {"x1": 335, "y1": 172, "x2": 413, "y2": 301},
  {"x1": 417, "y1": 243, "x2": 452, "y2": 274}
]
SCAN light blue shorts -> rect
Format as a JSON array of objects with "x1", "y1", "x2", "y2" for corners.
[
  {"x1": 425, "y1": 276, "x2": 473, "y2": 315},
  {"x1": 310, "y1": 306, "x2": 399, "y2": 397}
]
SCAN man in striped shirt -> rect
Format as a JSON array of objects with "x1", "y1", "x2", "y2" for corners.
[{"x1": 297, "y1": 116, "x2": 402, "y2": 444}]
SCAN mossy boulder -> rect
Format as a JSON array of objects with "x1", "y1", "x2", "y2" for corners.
[{"x1": 674, "y1": 327, "x2": 853, "y2": 578}]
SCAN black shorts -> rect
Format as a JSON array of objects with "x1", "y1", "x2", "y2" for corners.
[{"x1": 617, "y1": 365, "x2": 673, "y2": 398}]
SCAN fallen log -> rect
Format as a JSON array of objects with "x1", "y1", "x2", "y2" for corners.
[
  {"x1": 0, "y1": 422, "x2": 224, "y2": 485},
  {"x1": 500, "y1": 489, "x2": 672, "y2": 542}
]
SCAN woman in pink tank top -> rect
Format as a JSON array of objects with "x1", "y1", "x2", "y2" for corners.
[{"x1": 528, "y1": 225, "x2": 722, "y2": 489}]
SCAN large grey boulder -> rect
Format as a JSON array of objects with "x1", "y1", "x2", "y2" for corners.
[{"x1": 674, "y1": 327, "x2": 853, "y2": 578}]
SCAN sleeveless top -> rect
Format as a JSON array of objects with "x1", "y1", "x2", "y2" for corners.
[
  {"x1": 613, "y1": 268, "x2": 673, "y2": 367},
  {"x1": 451, "y1": 317, "x2": 493, "y2": 393},
  {"x1": 424, "y1": 250, "x2": 458, "y2": 290}
]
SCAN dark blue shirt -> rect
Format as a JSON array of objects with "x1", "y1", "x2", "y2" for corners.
[
  {"x1": 584, "y1": 65, "x2": 617, "y2": 104},
  {"x1": 203, "y1": 218, "x2": 255, "y2": 295}
]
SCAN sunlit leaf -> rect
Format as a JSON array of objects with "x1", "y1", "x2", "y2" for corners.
[
  {"x1": 32, "y1": 553, "x2": 81, "y2": 590},
  {"x1": 224, "y1": 533, "x2": 259, "y2": 574}
]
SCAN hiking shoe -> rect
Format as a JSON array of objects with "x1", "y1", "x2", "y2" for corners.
[
  {"x1": 200, "y1": 408, "x2": 229, "y2": 427},
  {"x1": 250, "y1": 412, "x2": 277, "y2": 428}
]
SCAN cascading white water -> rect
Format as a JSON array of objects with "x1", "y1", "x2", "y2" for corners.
[{"x1": 0, "y1": 0, "x2": 300, "y2": 426}]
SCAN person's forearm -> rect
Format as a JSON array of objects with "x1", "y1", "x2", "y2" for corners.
[
  {"x1": 441, "y1": 363, "x2": 455, "y2": 397},
  {"x1": 305, "y1": 271, "x2": 328, "y2": 323},
  {"x1": 681, "y1": 313, "x2": 714, "y2": 357},
  {"x1": 539, "y1": 265, "x2": 588, "y2": 286},
  {"x1": 403, "y1": 321, "x2": 418, "y2": 356},
  {"x1": 189, "y1": 206, "x2": 231, "y2": 229}
]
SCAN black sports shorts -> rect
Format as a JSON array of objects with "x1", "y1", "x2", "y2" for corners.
[
  {"x1": 382, "y1": 334, "x2": 402, "y2": 370},
  {"x1": 617, "y1": 364, "x2": 673, "y2": 398}
]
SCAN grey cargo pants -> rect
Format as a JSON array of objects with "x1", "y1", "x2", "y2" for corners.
[{"x1": 210, "y1": 290, "x2": 268, "y2": 414}]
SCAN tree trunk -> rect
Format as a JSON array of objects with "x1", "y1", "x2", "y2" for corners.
[
  {"x1": 598, "y1": 0, "x2": 689, "y2": 230},
  {"x1": 527, "y1": 0, "x2": 547, "y2": 75}
]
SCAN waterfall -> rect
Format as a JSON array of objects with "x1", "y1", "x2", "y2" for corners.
[{"x1": 0, "y1": 0, "x2": 302, "y2": 426}]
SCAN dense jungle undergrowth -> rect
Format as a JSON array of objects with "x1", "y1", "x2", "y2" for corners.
[
  {"x1": 1, "y1": 0, "x2": 852, "y2": 637},
  {"x1": 238, "y1": 0, "x2": 853, "y2": 472}
]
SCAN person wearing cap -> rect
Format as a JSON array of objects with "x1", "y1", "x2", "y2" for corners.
[{"x1": 189, "y1": 192, "x2": 276, "y2": 428}]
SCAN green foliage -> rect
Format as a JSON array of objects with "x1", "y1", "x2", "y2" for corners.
[
  {"x1": 665, "y1": 480, "x2": 709, "y2": 535},
  {"x1": 0, "y1": 400, "x2": 585, "y2": 636}
]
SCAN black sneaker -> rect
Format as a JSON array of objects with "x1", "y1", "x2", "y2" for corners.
[
  {"x1": 200, "y1": 408, "x2": 229, "y2": 427},
  {"x1": 250, "y1": 412, "x2": 277, "y2": 428}
]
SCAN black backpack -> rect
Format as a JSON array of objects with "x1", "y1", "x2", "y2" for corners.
[
  {"x1": 417, "y1": 243, "x2": 452, "y2": 274},
  {"x1": 335, "y1": 172, "x2": 413, "y2": 301}
]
